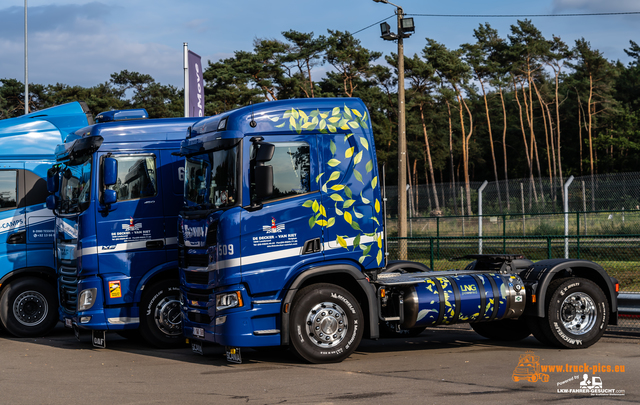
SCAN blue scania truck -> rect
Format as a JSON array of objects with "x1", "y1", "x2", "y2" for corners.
[
  {"x1": 46, "y1": 109, "x2": 201, "y2": 348},
  {"x1": 177, "y1": 98, "x2": 618, "y2": 363},
  {"x1": 0, "y1": 102, "x2": 92, "y2": 337}
]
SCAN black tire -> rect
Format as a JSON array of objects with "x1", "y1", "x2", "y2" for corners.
[
  {"x1": 0, "y1": 277, "x2": 59, "y2": 337},
  {"x1": 139, "y1": 280, "x2": 183, "y2": 348},
  {"x1": 470, "y1": 318, "x2": 531, "y2": 341},
  {"x1": 379, "y1": 322, "x2": 427, "y2": 338},
  {"x1": 525, "y1": 316, "x2": 555, "y2": 346},
  {"x1": 535, "y1": 277, "x2": 609, "y2": 349},
  {"x1": 289, "y1": 283, "x2": 364, "y2": 364}
]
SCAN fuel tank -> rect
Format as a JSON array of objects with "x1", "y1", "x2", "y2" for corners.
[{"x1": 400, "y1": 273, "x2": 526, "y2": 329}]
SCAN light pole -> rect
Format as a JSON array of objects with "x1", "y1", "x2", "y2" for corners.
[
  {"x1": 373, "y1": 0, "x2": 414, "y2": 259},
  {"x1": 24, "y1": 0, "x2": 28, "y2": 115}
]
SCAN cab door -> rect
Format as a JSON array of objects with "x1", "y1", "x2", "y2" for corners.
[
  {"x1": 94, "y1": 151, "x2": 166, "y2": 304},
  {"x1": 240, "y1": 135, "x2": 321, "y2": 295},
  {"x1": 0, "y1": 164, "x2": 26, "y2": 271}
]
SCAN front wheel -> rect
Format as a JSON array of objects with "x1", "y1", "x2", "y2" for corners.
[
  {"x1": 289, "y1": 284, "x2": 364, "y2": 363},
  {"x1": 139, "y1": 280, "x2": 183, "y2": 348},
  {"x1": 0, "y1": 277, "x2": 59, "y2": 337},
  {"x1": 534, "y1": 277, "x2": 609, "y2": 349}
]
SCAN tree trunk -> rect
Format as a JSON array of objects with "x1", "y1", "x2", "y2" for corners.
[
  {"x1": 499, "y1": 87, "x2": 511, "y2": 212},
  {"x1": 478, "y1": 77, "x2": 502, "y2": 211},
  {"x1": 419, "y1": 103, "x2": 440, "y2": 212}
]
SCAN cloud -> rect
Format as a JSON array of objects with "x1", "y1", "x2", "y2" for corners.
[
  {"x1": 0, "y1": 2, "x2": 111, "y2": 40},
  {"x1": 186, "y1": 19, "x2": 209, "y2": 34},
  {"x1": 553, "y1": 0, "x2": 640, "y2": 13},
  {"x1": 0, "y1": 2, "x2": 184, "y2": 87}
]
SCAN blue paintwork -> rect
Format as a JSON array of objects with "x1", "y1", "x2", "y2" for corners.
[
  {"x1": 179, "y1": 98, "x2": 385, "y2": 348},
  {"x1": 0, "y1": 102, "x2": 91, "y2": 336},
  {"x1": 51, "y1": 115, "x2": 202, "y2": 333}
]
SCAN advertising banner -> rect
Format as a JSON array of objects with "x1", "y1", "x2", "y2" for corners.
[{"x1": 188, "y1": 50, "x2": 204, "y2": 117}]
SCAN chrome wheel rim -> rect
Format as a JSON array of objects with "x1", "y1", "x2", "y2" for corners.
[
  {"x1": 560, "y1": 292, "x2": 597, "y2": 335},
  {"x1": 13, "y1": 291, "x2": 48, "y2": 327},
  {"x1": 305, "y1": 301, "x2": 348, "y2": 348},
  {"x1": 154, "y1": 296, "x2": 182, "y2": 336}
]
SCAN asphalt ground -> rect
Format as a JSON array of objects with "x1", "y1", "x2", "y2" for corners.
[{"x1": 0, "y1": 323, "x2": 638, "y2": 405}]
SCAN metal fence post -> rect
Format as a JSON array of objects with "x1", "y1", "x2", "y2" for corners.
[
  {"x1": 564, "y1": 175, "x2": 575, "y2": 259},
  {"x1": 429, "y1": 238, "x2": 434, "y2": 270},
  {"x1": 478, "y1": 180, "x2": 488, "y2": 254}
]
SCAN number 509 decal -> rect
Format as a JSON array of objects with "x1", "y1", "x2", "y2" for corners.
[{"x1": 219, "y1": 244, "x2": 234, "y2": 256}]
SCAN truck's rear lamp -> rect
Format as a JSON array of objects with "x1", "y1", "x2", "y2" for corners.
[
  {"x1": 615, "y1": 283, "x2": 619, "y2": 293},
  {"x1": 216, "y1": 291, "x2": 243, "y2": 310},
  {"x1": 78, "y1": 288, "x2": 97, "y2": 311}
]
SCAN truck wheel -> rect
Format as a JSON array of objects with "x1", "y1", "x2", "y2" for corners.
[
  {"x1": 139, "y1": 280, "x2": 183, "y2": 348},
  {"x1": 537, "y1": 277, "x2": 609, "y2": 349},
  {"x1": 470, "y1": 318, "x2": 531, "y2": 341},
  {"x1": 0, "y1": 277, "x2": 59, "y2": 337},
  {"x1": 289, "y1": 284, "x2": 364, "y2": 364}
]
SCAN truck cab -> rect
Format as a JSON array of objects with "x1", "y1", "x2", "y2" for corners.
[
  {"x1": 0, "y1": 102, "x2": 91, "y2": 337},
  {"x1": 47, "y1": 110, "x2": 201, "y2": 347}
]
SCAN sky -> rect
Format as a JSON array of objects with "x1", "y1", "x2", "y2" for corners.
[{"x1": 0, "y1": 0, "x2": 639, "y2": 89}]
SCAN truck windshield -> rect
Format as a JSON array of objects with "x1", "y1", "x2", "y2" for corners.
[
  {"x1": 58, "y1": 157, "x2": 92, "y2": 214},
  {"x1": 185, "y1": 142, "x2": 239, "y2": 209}
]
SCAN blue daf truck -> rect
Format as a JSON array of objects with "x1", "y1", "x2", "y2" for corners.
[
  {"x1": 0, "y1": 102, "x2": 92, "y2": 338},
  {"x1": 177, "y1": 98, "x2": 618, "y2": 363},
  {"x1": 46, "y1": 109, "x2": 201, "y2": 348}
]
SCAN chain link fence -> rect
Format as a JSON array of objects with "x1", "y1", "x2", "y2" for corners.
[{"x1": 386, "y1": 171, "x2": 640, "y2": 217}]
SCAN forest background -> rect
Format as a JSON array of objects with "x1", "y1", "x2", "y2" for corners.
[{"x1": 2, "y1": 20, "x2": 640, "y2": 216}]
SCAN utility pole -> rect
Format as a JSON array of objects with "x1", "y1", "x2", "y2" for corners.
[
  {"x1": 373, "y1": 0, "x2": 414, "y2": 259},
  {"x1": 24, "y1": 0, "x2": 28, "y2": 115}
]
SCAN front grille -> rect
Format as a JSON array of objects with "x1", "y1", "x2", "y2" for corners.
[
  {"x1": 187, "y1": 312, "x2": 210, "y2": 324},
  {"x1": 59, "y1": 264, "x2": 78, "y2": 313},
  {"x1": 187, "y1": 254, "x2": 209, "y2": 267},
  {"x1": 185, "y1": 271, "x2": 209, "y2": 285},
  {"x1": 186, "y1": 291, "x2": 210, "y2": 303}
]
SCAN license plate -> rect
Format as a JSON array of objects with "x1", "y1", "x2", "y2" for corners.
[
  {"x1": 191, "y1": 341, "x2": 204, "y2": 355},
  {"x1": 65, "y1": 318, "x2": 72, "y2": 328},
  {"x1": 92, "y1": 330, "x2": 106, "y2": 348},
  {"x1": 193, "y1": 327, "x2": 205, "y2": 338},
  {"x1": 226, "y1": 347, "x2": 242, "y2": 364}
]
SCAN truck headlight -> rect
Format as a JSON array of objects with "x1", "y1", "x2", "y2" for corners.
[
  {"x1": 216, "y1": 291, "x2": 243, "y2": 310},
  {"x1": 78, "y1": 288, "x2": 97, "y2": 311}
]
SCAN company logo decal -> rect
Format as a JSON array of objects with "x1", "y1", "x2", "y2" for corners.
[
  {"x1": 122, "y1": 217, "x2": 142, "y2": 230},
  {"x1": 263, "y1": 217, "x2": 285, "y2": 234}
]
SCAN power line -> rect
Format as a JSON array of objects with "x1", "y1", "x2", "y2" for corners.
[
  {"x1": 408, "y1": 11, "x2": 640, "y2": 18},
  {"x1": 352, "y1": 14, "x2": 395, "y2": 35},
  {"x1": 354, "y1": 11, "x2": 640, "y2": 35}
]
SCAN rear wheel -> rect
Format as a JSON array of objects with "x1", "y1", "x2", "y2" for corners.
[
  {"x1": 0, "y1": 277, "x2": 59, "y2": 337},
  {"x1": 533, "y1": 277, "x2": 608, "y2": 349},
  {"x1": 289, "y1": 283, "x2": 364, "y2": 363},
  {"x1": 139, "y1": 280, "x2": 183, "y2": 348},
  {"x1": 470, "y1": 318, "x2": 531, "y2": 341}
]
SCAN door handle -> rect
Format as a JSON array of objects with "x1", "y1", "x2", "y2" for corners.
[
  {"x1": 8, "y1": 231, "x2": 26, "y2": 244},
  {"x1": 146, "y1": 240, "x2": 164, "y2": 249}
]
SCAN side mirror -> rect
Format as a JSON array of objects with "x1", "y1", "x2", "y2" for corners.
[
  {"x1": 255, "y1": 142, "x2": 275, "y2": 162},
  {"x1": 46, "y1": 194, "x2": 58, "y2": 210},
  {"x1": 103, "y1": 157, "x2": 118, "y2": 186},
  {"x1": 255, "y1": 165, "x2": 273, "y2": 198},
  {"x1": 46, "y1": 167, "x2": 59, "y2": 194},
  {"x1": 103, "y1": 189, "x2": 117, "y2": 205}
]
